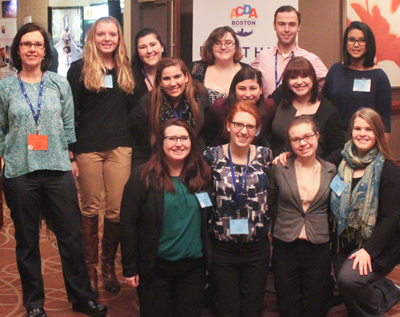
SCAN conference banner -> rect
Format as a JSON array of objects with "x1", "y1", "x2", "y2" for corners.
[{"x1": 193, "y1": 0, "x2": 298, "y2": 64}]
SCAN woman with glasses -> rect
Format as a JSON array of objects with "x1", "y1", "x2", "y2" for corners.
[
  {"x1": 271, "y1": 57, "x2": 343, "y2": 165},
  {"x1": 129, "y1": 57, "x2": 209, "y2": 170},
  {"x1": 189, "y1": 26, "x2": 249, "y2": 104},
  {"x1": 322, "y1": 21, "x2": 392, "y2": 139},
  {"x1": 0, "y1": 23, "x2": 106, "y2": 317},
  {"x1": 330, "y1": 108, "x2": 400, "y2": 316},
  {"x1": 204, "y1": 101, "x2": 272, "y2": 317},
  {"x1": 128, "y1": 28, "x2": 166, "y2": 113},
  {"x1": 268, "y1": 116, "x2": 336, "y2": 317},
  {"x1": 67, "y1": 16, "x2": 134, "y2": 297},
  {"x1": 201, "y1": 67, "x2": 276, "y2": 147},
  {"x1": 121, "y1": 118, "x2": 212, "y2": 317}
]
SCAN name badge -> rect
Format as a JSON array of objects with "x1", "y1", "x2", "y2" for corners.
[
  {"x1": 104, "y1": 75, "x2": 113, "y2": 88},
  {"x1": 353, "y1": 78, "x2": 371, "y2": 92},
  {"x1": 229, "y1": 219, "x2": 249, "y2": 235},
  {"x1": 28, "y1": 134, "x2": 48, "y2": 150},
  {"x1": 329, "y1": 175, "x2": 347, "y2": 197},
  {"x1": 195, "y1": 192, "x2": 212, "y2": 208}
]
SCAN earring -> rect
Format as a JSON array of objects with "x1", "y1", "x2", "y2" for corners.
[
  {"x1": 160, "y1": 87, "x2": 163, "y2": 90},
  {"x1": 185, "y1": 82, "x2": 187, "y2": 86}
]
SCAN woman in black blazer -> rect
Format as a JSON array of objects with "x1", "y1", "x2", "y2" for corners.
[{"x1": 120, "y1": 118, "x2": 212, "y2": 317}]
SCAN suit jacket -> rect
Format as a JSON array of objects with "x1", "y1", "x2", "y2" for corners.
[
  {"x1": 268, "y1": 156, "x2": 336, "y2": 244},
  {"x1": 120, "y1": 169, "x2": 213, "y2": 279}
]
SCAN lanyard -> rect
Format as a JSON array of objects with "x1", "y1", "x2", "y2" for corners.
[
  {"x1": 141, "y1": 68, "x2": 153, "y2": 88},
  {"x1": 17, "y1": 72, "x2": 45, "y2": 134},
  {"x1": 228, "y1": 144, "x2": 250, "y2": 212},
  {"x1": 275, "y1": 50, "x2": 294, "y2": 89},
  {"x1": 171, "y1": 103, "x2": 183, "y2": 118}
]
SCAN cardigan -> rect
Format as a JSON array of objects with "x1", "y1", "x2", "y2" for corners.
[
  {"x1": 120, "y1": 168, "x2": 213, "y2": 279},
  {"x1": 268, "y1": 156, "x2": 336, "y2": 244}
]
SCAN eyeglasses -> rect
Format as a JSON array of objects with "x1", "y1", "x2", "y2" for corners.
[
  {"x1": 290, "y1": 133, "x2": 316, "y2": 145},
  {"x1": 163, "y1": 136, "x2": 191, "y2": 144},
  {"x1": 19, "y1": 41, "x2": 45, "y2": 50},
  {"x1": 231, "y1": 121, "x2": 257, "y2": 132},
  {"x1": 347, "y1": 37, "x2": 366, "y2": 46},
  {"x1": 213, "y1": 40, "x2": 235, "y2": 48}
]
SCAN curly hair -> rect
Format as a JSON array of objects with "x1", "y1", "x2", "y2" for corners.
[{"x1": 81, "y1": 16, "x2": 134, "y2": 93}]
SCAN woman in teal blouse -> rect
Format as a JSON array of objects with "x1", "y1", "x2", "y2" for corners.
[
  {"x1": 0, "y1": 23, "x2": 106, "y2": 317},
  {"x1": 120, "y1": 118, "x2": 212, "y2": 317}
]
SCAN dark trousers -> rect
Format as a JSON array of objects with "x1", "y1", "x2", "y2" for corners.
[
  {"x1": 272, "y1": 238, "x2": 331, "y2": 317},
  {"x1": 2, "y1": 170, "x2": 93, "y2": 310},
  {"x1": 137, "y1": 257, "x2": 206, "y2": 317},
  {"x1": 209, "y1": 238, "x2": 270, "y2": 317},
  {"x1": 333, "y1": 246, "x2": 400, "y2": 317}
]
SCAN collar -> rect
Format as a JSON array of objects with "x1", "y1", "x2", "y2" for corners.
[{"x1": 273, "y1": 43, "x2": 300, "y2": 56}]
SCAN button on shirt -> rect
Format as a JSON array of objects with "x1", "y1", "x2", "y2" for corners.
[{"x1": 252, "y1": 44, "x2": 328, "y2": 97}]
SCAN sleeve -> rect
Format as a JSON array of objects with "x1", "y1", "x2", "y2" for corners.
[
  {"x1": 362, "y1": 161, "x2": 400, "y2": 259},
  {"x1": 66, "y1": 61, "x2": 82, "y2": 120},
  {"x1": 60, "y1": 79, "x2": 76, "y2": 144},
  {"x1": 251, "y1": 53, "x2": 261, "y2": 71},
  {"x1": 375, "y1": 71, "x2": 392, "y2": 133},
  {"x1": 321, "y1": 66, "x2": 332, "y2": 100},
  {"x1": 203, "y1": 147, "x2": 216, "y2": 167},
  {"x1": 309, "y1": 54, "x2": 328, "y2": 90},
  {"x1": 120, "y1": 169, "x2": 147, "y2": 277},
  {"x1": 0, "y1": 86, "x2": 9, "y2": 156},
  {"x1": 128, "y1": 95, "x2": 151, "y2": 147},
  {"x1": 321, "y1": 102, "x2": 344, "y2": 162},
  {"x1": 267, "y1": 164, "x2": 279, "y2": 230}
]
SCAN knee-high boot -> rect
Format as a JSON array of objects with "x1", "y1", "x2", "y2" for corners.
[
  {"x1": 81, "y1": 215, "x2": 99, "y2": 298},
  {"x1": 101, "y1": 217, "x2": 121, "y2": 294}
]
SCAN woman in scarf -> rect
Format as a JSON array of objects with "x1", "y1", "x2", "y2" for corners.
[{"x1": 331, "y1": 108, "x2": 400, "y2": 316}]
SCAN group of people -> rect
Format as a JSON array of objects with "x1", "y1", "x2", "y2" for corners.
[{"x1": 0, "y1": 4, "x2": 399, "y2": 317}]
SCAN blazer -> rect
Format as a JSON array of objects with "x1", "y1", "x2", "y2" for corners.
[
  {"x1": 120, "y1": 169, "x2": 213, "y2": 279},
  {"x1": 268, "y1": 156, "x2": 336, "y2": 244}
]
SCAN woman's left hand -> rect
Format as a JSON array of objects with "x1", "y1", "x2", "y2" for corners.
[{"x1": 349, "y1": 248, "x2": 372, "y2": 276}]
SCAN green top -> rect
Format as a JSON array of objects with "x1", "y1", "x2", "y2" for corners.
[
  {"x1": 0, "y1": 72, "x2": 75, "y2": 178},
  {"x1": 158, "y1": 177, "x2": 203, "y2": 261}
]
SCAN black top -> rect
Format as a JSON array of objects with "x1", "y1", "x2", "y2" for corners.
[
  {"x1": 120, "y1": 168, "x2": 213, "y2": 279},
  {"x1": 127, "y1": 70, "x2": 149, "y2": 113},
  {"x1": 67, "y1": 59, "x2": 132, "y2": 154}
]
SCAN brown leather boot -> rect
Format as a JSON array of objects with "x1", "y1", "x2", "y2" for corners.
[
  {"x1": 101, "y1": 217, "x2": 121, "y2": 294},
  {"x1": 81, "y1": 215, "x2": 99, "y2": 298}
]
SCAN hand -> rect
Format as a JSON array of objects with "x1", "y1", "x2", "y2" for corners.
[
  {"x1": 125, "y1": 275, "x2": 139, "y2": 288},
  {"x1": 272, "y1": 152, "x2": 292, "y2": 166},
  {"x1": 349, "y1": 249, "x2": 372, "y2": 276},
  {"x1": 71, "y1": 161, "x2": 79, "y2": 179}
]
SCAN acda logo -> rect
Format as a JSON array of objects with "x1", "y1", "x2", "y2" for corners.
[{"x1": 229, "y1": 5, "x2": 258, "y2": 37}]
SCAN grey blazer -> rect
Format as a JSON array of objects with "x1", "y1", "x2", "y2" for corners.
[{"x1": 268, "y1": 156, "x2": 336, "y2": 244}]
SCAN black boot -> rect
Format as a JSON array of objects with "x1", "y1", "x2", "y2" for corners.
[{"x1": 72, "y1": 300, "x2": 107, "y2": 317}]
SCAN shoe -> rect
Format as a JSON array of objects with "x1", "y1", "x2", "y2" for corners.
[
  {"x1": 101, "y1": 217, "x2": 121, "y2": 294},
  {"x1": 72, "y1": 300, "x2": 107, "y2": 317},
  {"x1": 81, "y1": 215, "x2": 100, "y2": 298},
  {"x1": 27, "y1": 308, "x2": 47, "y2": 317}
]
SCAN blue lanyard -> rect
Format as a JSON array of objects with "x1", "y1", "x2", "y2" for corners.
[
  {"x1": 141, "y1": 68, "x2": 153, "y2": 88},
  {"x1": 17, "y1": 72, "x2": 45, "y2": 134},
  {"x1": 171, "y1": 104, "x2": 183, "y2": 118},
  {"x1": 275, "y1": 50, "x2": 294, "y2": 89},
  {"x1": 228, "y1": 144, "x2": 250, "y2": 211}
]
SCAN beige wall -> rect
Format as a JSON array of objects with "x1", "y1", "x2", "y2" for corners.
[{"x1": 17, "y1": 0, "x2": 49, "y2": 28}]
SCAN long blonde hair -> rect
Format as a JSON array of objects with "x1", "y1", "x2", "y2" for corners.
[
  {"x1": 150, "y1": 57, "x2": 200, "y2": 143},
  {"x1": 349, "y1": 108, "x2": 393, "y2": 160},
  {"x1": 82, "y1": 16, "x2": 134, "y2": 93}
]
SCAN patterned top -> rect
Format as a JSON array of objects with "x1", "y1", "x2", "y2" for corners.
[
  {"x1": 204, "y1": 145, "x2": 272, "y2": 243},
  {"x1": 0, "y1": 72, "x2": 75, "y2": 178}
]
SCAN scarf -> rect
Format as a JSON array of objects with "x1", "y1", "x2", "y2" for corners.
[
  {"x1": 159, "y1": 97, "x2": 196, "y2": 131},
  {"x1": 330, "y1": 140, "x2": 384, "y2": 244}
]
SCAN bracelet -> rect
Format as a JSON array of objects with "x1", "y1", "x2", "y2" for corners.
[{"x1": 70, "y1": 157, "x2": 76, "y2": 163}]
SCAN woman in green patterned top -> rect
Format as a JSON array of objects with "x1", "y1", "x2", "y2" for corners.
[{"x1": 0, "y1": 23, "x2": 106, "y2": 317}]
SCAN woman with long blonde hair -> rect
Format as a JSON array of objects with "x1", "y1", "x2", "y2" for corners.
[
  {"x1": 67, "y1": 16, "x2": 134, "y2": 297},
  {"x1": 129, "y1": 57, "x2": 209, "y2": 169}
]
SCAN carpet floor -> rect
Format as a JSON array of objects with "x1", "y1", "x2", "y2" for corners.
[{"x1": 1, "y1": 202, "x2": 400, "y2": 317}]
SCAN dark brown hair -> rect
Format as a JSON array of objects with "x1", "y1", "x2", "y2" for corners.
[
  {"x1": 141, "y1": 118, "x2": 210, "y2": 193},
  {"x1": 11, "y1": 23, "x2": 51, "y2": 71},
  {"x1": 200, "y1": 26, "x2": 243, "y2": 65},
  {"x1": 281, "y1": 57, "x2": 319, "y2": 107},
  {"x1": 274, "y1": 5, "x2": 301, "y2": 25}
]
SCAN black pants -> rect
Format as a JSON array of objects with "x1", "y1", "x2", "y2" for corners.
[
  {"x1": 137, "y1": 257, "x2": 206, "y2": 317},
  {"x1": 272, "y1": 238, "x2": 331, "y2": 317},
  {"x1": 209, "y1": 238, "x2": 270, "y2": 317},
  {"x1": 333, "y1": 245, "x2": 400, "y2": 316},
  {"x1": 2, "y1": 170, "x2": 93, "y2": 310}
]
